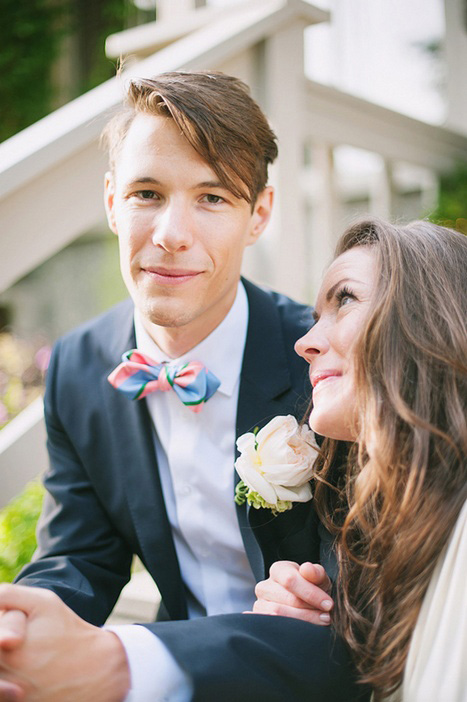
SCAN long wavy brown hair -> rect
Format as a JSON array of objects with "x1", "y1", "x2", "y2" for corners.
[{"x1": 313, "y1": 218, "x2": 467, "y2": 699}]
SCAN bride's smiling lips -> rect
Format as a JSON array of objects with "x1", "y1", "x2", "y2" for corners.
[
  {"x1": 141, "y1": 266, "x2": 203, "y2": 285},
  {"x1": 310, "y1": 370, "x2": 343, "y2": 391}
]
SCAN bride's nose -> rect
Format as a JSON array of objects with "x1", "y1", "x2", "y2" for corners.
[{"x1": 294, "y1": 322, "x2": 330, "y2": 362}]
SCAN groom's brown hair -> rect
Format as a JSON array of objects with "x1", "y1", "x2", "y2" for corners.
[{"x1": 101, "y1": 71, "x2": 278, "y2": 206}]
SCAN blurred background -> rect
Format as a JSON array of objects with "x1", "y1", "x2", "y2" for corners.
[{"x1": 0, "y1": 0, "x2": 466, "y2": 589}]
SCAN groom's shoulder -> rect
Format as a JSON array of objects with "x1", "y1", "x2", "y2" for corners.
[
  {"x1": 242, "y1": 278, "x2": 313, "y2": 336},
  {"x1": 54, "y1": 298, "x2": 133, "y2": 356}
]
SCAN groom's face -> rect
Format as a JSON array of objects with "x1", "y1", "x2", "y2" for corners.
[{"x1": 105, "y1": 113, "x2": 273, "y2": 341}]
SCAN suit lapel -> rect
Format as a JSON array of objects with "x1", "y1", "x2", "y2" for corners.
[
  {"x1": 235, "y1": 280, "x2": 295, "y2": 581},
  {"x1": 104, "y1": 304, "x2": 187, "y2": 619}
]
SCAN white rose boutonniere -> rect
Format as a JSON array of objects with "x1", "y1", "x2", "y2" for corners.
[{"x1": 234, "y1": 415, "x2": 317, "y2": 515}]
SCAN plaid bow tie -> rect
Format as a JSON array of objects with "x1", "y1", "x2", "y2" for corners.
[{"x1": 108, "y1": 350, "x2": 220, "y2": 413}]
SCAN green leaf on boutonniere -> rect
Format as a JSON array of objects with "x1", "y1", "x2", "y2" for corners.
[
  {"x1": 253, "y1": 426, "x2": 259, "y2": 450},
  {"x1": 234, "y1": 480, "x2": 249, "y2": 505},
  {"x1": 234, "y1": 480, "x2": 292, "y2": 515}
]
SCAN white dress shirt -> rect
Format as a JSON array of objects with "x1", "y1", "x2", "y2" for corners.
[{"x1": 110, "y1": 282, "x2": 258, "y2": 701}]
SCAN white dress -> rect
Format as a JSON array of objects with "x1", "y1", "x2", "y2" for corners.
[{"x1": 389, "y1": 499, "x2": 467, "y2": 701}]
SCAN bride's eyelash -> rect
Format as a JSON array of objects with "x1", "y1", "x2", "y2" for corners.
[{"x1": 335, "y1": 285, "x2": 357, "y2": 304}]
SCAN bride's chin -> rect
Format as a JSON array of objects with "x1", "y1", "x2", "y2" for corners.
[
  {"x1": 308, "y1": 406, "x2": 356, "y2": 442},
  {"x1": 308, "y1": 407, "x2": 332, "y2": 438}
]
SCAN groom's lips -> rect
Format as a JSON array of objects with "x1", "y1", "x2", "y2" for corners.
[
  {"x1": 310, "y1": 370, "x2": 342, "y2": 389},
  {"x1": 142, "y1": 266, "x2": 202, "y2": 285}
]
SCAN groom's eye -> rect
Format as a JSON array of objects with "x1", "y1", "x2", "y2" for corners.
[{"x1": 202, "y1": 194, "x2": 225, "y2": 204}]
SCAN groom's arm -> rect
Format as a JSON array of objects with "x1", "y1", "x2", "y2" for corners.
[
  {"x1": 15, "y1": 340, "x2": 133, "y2": 624},
  {"x1": 151, "y1": 614, "x2": 369, "y2": 702},
  {"x1": 0, "y1": 585, "x2": 369, "y2": 702}
]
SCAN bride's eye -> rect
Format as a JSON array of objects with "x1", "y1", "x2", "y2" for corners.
[{"x1": 336, "y1": 286, "x2": 357, "y2": 307}]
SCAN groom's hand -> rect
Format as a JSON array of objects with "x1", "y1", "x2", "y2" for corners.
[
  {"x1": 0, "y1": 584, "x2": 130, "y2": 702},
  {"x1": 0, "y1": 609, "x2": 27, "y2": 701},
  {"x1": 252, "y1": 561, "x2": 333, "y2": 625}
]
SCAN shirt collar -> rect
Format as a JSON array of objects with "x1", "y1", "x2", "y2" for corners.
[{"x1": 134, "y1": 281, "x2": 249, "y2": 397}]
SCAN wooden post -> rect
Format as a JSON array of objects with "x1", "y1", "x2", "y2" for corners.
[
  {"x1": 307, "y1": 142, "x2": 340, "y2": 301},
  {"x1": 369, "y1": 158, "x2": 394, "y2": 220},
  {"x1": 262, "y1": 19, "x2": 309, "y2": 302},
  {"x1": 444, "y1": 0, "x2": 467, "y2": 136}
]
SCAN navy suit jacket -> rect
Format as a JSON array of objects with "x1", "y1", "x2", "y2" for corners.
[{"x1": 17, "y1": 279, "x2": 368, "y2": 701}]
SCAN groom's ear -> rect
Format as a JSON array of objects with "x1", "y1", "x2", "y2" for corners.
[
  {"x1": 104, "y1": 172, "x2": 118, "y2": 235},
  {"x1": 246, "y1": 186, "x2": 274, "y2": 246}
]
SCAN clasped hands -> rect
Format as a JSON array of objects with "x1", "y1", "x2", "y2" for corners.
[
  {"x1": 0, "y1": 562, "x2": 331, "y2": 701},
  {"x1": 0, "y1": 585, "x2": 130, "y2": 702},
  {"x1": 251, "y1": 560, "x2": 334, "y2": 625}
]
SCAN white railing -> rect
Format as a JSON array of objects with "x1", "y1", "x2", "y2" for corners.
[
  {"x1": 304, "y1": 79, "x2": 467, "y2": 170},
  {"x1": 0, "y1": 398, "x2": 47, "y2": 508}
]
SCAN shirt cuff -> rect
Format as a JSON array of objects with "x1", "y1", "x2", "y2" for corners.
[{"x1": 107, "y1": 624, "x2": 193, "y2": 702}]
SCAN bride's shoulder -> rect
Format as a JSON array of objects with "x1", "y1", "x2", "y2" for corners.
[{"x1": 401, "y1": 498, "x2": 467, "y2": 702}]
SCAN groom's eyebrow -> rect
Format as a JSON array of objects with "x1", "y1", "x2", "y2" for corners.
[{"x1": 128, "y1": 177, "x2": 162, "y2": 185}]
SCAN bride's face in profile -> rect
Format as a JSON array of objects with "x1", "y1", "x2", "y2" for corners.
[{"x1": 295, "y1": 246, "x2": 377, "y2": 441}]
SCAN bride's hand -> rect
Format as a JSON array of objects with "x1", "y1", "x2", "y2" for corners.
[{"x1": 250, "y1": 561, "x2": 334, "y2": 625}]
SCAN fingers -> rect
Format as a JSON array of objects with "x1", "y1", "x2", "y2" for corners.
[
  {"x1": 299, "y1": 562, "x2": 332, "y2": 593},
  {"x1": 0, "y1": 584, "x2": 58, "y2": 617},
  {"x1": 0, "y1": 612, "x2": 27, "y2": 652},
  {"x1": 266, "y1": 561, "x2": 334, "y2": 612},
  {"x1": 255, "y1": 579, "x2": 307, "y2": 609},
  {"x1": 0, "y1": 679, "x2": 24, "y2": 702},
  {"x1": 252, "y1": 597, "x2": 330, "y2": 625}
]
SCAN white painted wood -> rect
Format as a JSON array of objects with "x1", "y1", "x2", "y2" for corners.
[
  {"x1": 107, "y1": 0, "x2": 328, "y2": 60},
  {"x1": 0, "y1": 143, "x2": 108, "y2": 293},
  {"x1": 306, "y1": 143, "x2": 340, "y2": 301},
  {"x1": 369, "y1": 159, "x2": 394, "y2": 220},
  {"x1": 0, "y1": 397, "x2": 47, "y2": 509},
  {"x1": 106, "y1": 3, "x2": 221, "y2": 58},
  {"x1": 157, "y1": 0, "x2": 201, "y2": 22},
  {"x1": 215, "y1": 48, "x2": 256, "y2": 88},
  {"x1": 264, "y1": 21, "x2": 309, "y2": 301},
  {"x1": 304, "y1": 79, "x2": 467, "y2": 171},
  {"x1": 444, "y1": 0, "x2": 467, "y2": 136}
]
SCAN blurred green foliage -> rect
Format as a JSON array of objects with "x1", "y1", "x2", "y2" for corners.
[
  {"x1": 68, "y1": 0, "x2": 147, "y2": 96},
  {"x1": 429, "y1": 162, "x2": 467, "y2": 235},
  {"x1": 0, "y1": 0, "x2": 68, "y2": 142},
  {"x1": 0, "y1": 0, "x2": 155, "y2": 143},
  {"x1": 0, "y1": 482, "x2": 44, "y2": 582}
]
